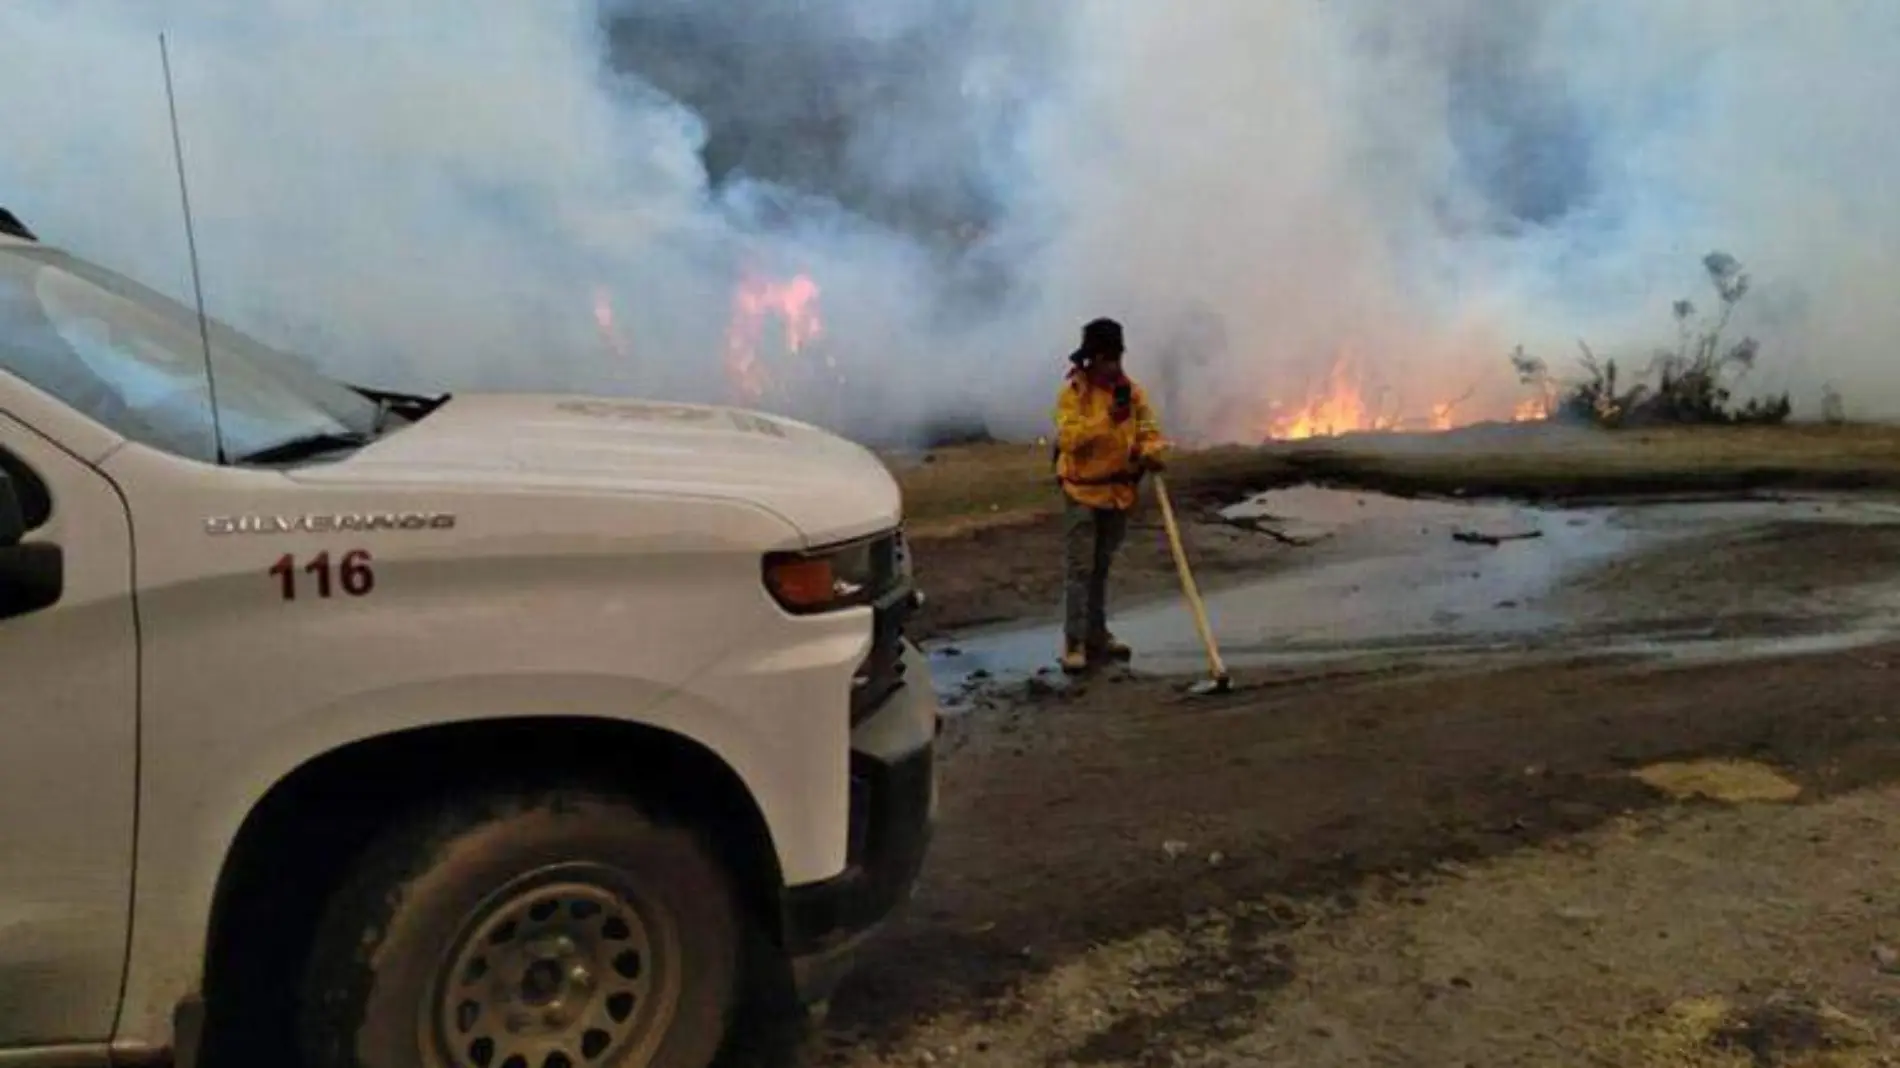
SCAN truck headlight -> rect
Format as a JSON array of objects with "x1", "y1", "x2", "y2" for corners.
[{"x1": 763, "y1": 538, "x2": 880, "y2": 615}]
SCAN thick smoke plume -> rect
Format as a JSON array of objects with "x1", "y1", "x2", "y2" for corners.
[{"x1": 2, "y1": 1, "x2": 1895, "y2": 445}]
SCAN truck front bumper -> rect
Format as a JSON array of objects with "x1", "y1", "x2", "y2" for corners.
[{"x1": 781, "y1": 641, "x2": 939, "y2": 1004}]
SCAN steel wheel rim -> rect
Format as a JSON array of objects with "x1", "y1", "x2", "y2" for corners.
[{"x1": 424, "y1": 863, "x2": 681, "y2": 1068}]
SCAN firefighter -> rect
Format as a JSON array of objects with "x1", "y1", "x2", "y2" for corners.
[{"x1": 1053, "y1": 317, "x2": 1167, "y2": 674}]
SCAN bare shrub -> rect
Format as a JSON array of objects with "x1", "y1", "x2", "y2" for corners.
[{"x1": 1511, "y1": 252, "x2": 1792, "y2": 428}]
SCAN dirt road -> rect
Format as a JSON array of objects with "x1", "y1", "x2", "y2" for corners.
[
  {"x1": 810, "y1": 648, "x2": 1900, "y2": 1066},
  {"x1": 908, "y1": 508, "x2": 1285, "y2": 642},
  {"x1": 780, "y1": 497, "x2": 1900, "y2": 1066}
]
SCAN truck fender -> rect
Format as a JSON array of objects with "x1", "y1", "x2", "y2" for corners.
[{"x1": 119, "y1": 672, "x2": 811, "y2": 1054}]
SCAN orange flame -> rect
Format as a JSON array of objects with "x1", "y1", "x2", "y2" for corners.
[
  {"x1": 1257, "y1": 346, "x2": 1551, "y2": 441},
  {"x1": 1261, "y1": 347, "x2": 1390, "y2": 440},
  {"x1": 1513, "y1": 395, "x2": 1553, "y2": 422},
  {"x1": 723, "y1": 272, "x2": 823, "y2": 405}
]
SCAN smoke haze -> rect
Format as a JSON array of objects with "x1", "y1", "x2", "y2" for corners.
[{"x1": 1, "y1": 1, "x2": 1895, "y2": 444}]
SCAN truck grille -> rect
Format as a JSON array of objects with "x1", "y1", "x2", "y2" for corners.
[{"x1": 850, "y1": 529, "x2": 915, "y2": 725}]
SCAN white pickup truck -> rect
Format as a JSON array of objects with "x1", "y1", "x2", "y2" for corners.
[{"x1": 0, "y1": 210, "x2": 938, "y2": 1068}]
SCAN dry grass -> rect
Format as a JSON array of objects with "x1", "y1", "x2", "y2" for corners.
[
  {"x1": 1294, "y1": 422, "x2": 1900, "y2": 491},
  {"x1": 1634, "y1": 759, "x2": 1805, "y2": 804},
  {"x1": 884, "y1": 442, "x2": 1063, "y2": 534},
  {"x1": 888, "y1": 441, "x2": 1292, "y2": 537},
  {"x1": 890, "y1": 423, "x2": 1900, "y2": 539},
  {"x1": 1613, "y1": 994, "x2": 1886, "y2": 1068}
]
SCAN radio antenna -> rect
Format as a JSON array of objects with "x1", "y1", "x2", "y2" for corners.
[{"x1": 159, "y1": 32, "x2": 228, "y2": 465}]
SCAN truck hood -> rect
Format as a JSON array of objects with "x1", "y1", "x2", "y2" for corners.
[{"x1": 286, "y1": 393, "x2": 902, "y2": 546}]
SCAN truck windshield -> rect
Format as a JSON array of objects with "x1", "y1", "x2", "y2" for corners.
[{"x1": 0, "y1": 244, "x2": 381, "y2": 464}]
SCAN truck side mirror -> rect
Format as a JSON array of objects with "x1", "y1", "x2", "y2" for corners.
[
  {"x1": 0, "y1": 470, "x2": 24, "y2": 548},
  {"x1": 0, "y1": 468, "x2": 60, "y2": 620}
]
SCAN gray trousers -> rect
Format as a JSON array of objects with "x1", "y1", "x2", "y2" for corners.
[{"x1": 1063, "y1": 495, "x2": 1130, "y2": 646}]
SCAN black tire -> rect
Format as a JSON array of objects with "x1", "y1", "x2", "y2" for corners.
[{"x1": 298, "y1": 790, "x2": 743, "y2": 1068}]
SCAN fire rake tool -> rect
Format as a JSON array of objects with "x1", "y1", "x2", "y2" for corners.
[{"x1": 1152, "y1": 473, "x2": 1232, "y2": 696}]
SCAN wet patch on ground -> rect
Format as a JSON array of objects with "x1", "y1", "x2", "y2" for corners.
[{"x1": 923, "y1": 489, "x2": 1900, "y2": 698}]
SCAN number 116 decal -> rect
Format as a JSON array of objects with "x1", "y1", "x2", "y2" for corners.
[{"x1": 270, "y1": 550, "x2": 375, "y2": 601}]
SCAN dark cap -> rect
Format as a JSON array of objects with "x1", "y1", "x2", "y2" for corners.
[{"x1": 1070, "y1": 317, "x2": 1126, "y2": 367}]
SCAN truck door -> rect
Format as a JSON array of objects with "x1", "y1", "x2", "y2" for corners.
[{"x1": 0, "y1": 413, "x2": 138, "y2": 1047}]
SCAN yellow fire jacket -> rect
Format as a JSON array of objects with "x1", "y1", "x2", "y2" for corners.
[{"x1": 1053, "y1": 372, "x2": 1166, "y2": 511}]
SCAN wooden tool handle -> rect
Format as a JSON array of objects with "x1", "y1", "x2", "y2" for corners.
[{"x1": 1153, "y1": 475, "x2": 1228, "y2": 679}]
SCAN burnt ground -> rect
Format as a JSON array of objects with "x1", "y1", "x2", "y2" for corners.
[
  {"x1": 772, "y1": 501, "x2": 1900, "y2": 1067},
  {"x1": 908, "y1": 508, "x2": 1291, "y2": 642}
]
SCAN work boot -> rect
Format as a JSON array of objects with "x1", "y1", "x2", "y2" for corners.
[
  {"x1": 1059, "y1": 642, "x2": 1089, "y2": 675},
  {"x1": 1089, "y1": 632, "x2": 1133, "y2": 664}
]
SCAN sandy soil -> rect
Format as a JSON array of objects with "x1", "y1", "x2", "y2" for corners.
[{"x1": 750, "y1": 498, "x2": 1900, "y2": 1068}]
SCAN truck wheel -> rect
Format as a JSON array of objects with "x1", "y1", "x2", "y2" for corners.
[{"x1": 298, "y1": 791, "x2": 742, "y2": 1068}]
